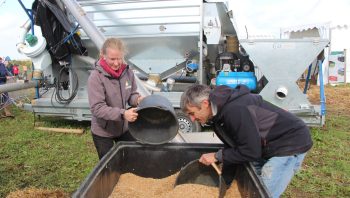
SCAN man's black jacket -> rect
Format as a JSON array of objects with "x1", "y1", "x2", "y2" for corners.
[{"x1": 210, "y1": 85, "x2": 313, "y2": 164}]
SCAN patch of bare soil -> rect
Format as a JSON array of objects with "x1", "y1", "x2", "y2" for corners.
[
  {"x1": 6, "y1": 188, "x2": 68, "y2": 198},
  {"x1": 302, "y1": 83, "x2": 350, "y2": 116}
]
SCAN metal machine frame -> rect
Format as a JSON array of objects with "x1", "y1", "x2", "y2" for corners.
[{"x1": 10, "y1": 0, "x2": 329, "y2": 129}]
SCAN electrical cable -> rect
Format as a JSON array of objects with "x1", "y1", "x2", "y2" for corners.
[{"x1": 52, "y1": 63, "x2": 79, "y2": 105}]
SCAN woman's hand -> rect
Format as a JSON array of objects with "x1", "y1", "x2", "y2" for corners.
[
  {"x1": 137, "y1": 95, "x2": 145, "y2": 105},
  {"x1": 124, "y1": 107, "x2": 138, "y2": 122}
]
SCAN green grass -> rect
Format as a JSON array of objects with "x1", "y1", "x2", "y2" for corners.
[
  {"x1": 1, "y1": 105, "x2": 349, "y2": 197},
  {"x1": 0, "y1": 108, "x2": 98, "y2": 197},
  {"x1": 283, "y1": 114, "x2": 350, "y2": 197}
]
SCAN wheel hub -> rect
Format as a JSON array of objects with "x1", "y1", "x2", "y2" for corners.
[{"x1": 178, "y1": 117, "x2": 192, "y2": 133}]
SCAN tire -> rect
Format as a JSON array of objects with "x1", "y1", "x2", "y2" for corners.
[{"x1": 175, "y1": 109, "x2": 201, "y2": 133}]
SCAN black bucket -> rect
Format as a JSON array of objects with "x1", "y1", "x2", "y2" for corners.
[
  {"x1": 175, "y1": 160, "x2": 218, "y2": 187},
  {"x1": 174, "y1": 160, "x2": 228, "y2": 198},
  {"x1": 129, "y1": 94, "x2": 179, "y2": 144}
]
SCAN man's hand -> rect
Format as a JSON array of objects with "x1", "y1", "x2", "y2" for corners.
[
  {"x1": 124, "y1": 108, "x2": 138, "y2": 122},
  {"x1": 199, "y1": 152, "x2": 217, "y2": 166}
]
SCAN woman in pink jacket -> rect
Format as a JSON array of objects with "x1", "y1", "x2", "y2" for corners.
[{"x1": 88, "y1": 38, "x2": 143, "y2": 159}]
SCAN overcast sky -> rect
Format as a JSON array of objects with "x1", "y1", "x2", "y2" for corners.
[
  {"x1": 0, "y1": 0, "x2": 32, "y2": 60},
  {"x1": 0, "y1": 0, "x2": 349, "y2": 59},
  {"x1": 229, "y1": 0, "x2": 350, "y2": 38}
]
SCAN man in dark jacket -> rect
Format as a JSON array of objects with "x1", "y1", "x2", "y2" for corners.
[
  {"x1": 0, "y1": 57, "x2": 14, "y2": 118},
  {"x1": 180, "y1": 84, "x2": 313, "y2": 198},
  {"x1": 0, "y1": 57, "x2": 7, "y2": 84}
]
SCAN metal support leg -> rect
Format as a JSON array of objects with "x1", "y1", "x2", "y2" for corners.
[
  {"x1": 318, "y1": 60, "x2": 326, "y2": 116},
  {"x1": 303, "y1": 64, "x2": 312, "y2": 94}
]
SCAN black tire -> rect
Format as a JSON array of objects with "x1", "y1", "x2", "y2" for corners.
[{"x1": 175, "y1": 109, "x2": 201, "y2": 133}]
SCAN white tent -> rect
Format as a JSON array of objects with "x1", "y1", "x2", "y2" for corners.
[{"x1": 281, "y1": 22, "x2": 350, "y2": 84}]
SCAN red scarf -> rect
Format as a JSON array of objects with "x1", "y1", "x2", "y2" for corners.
[{"x1": 99, "y1": 58, "x2": 127, "y2": 79}]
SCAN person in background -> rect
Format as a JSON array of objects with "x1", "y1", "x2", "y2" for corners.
[
  {"x1": 180, "y1": 84, "x2": 313, "y2": 198},
  {"x1": 5, "y1": 62, "x2": 13, "y2": 76},
  {"x1": 22, "y1": 65, "x2": 28, "y2": 81},
  {"x1": 0, "y1": 57, "x2": 14, "y2": 118},
  {"x1": 12, "y1": 64, "x2": 19, "y2": 79},
  {"x1": 88, "y1": 38, "x2": 144, "y2": 160},
  {"x1": 0, "y1": 57, "x2": 6, "y2": 83}
]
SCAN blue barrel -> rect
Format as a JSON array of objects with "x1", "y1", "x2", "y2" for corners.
[{"x1": 216, "y1": 71, "x2": 257, "y2": 90}]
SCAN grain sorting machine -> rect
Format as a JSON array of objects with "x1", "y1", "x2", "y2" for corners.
[{"x1": 10, "y1": 0, "x2": 329, "y2": 132}]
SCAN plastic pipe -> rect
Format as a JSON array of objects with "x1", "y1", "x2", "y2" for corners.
[
  {"x1": 0, "y1": 81, "x2": 37, "y2": 94},
  {"x1": 16, "y1": 20, "x2": 31, "y2": 53},
  {"x1": 276, "y1": 86, "x2": 288, "y2": 99}
]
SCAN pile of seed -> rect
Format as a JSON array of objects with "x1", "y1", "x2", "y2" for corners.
[{"x1": 109, "y1": 172, "x2": 241, "y2": 198}]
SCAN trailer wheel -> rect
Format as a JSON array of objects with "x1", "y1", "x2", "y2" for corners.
[{"x1": 176, "y1": 110, "x2": 201, "y2": 133}]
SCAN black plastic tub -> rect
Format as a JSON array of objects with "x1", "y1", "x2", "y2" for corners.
[{"x1": 73, "y1": 142, "x2": 270, "y2": 198}]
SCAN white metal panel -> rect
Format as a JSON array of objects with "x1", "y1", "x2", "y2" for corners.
[
  {"x1": 77, "y1": 0, "x2": 202, "y2": 37},
  {"x1": 240, "y1": 39, "x2": 329, "y2": 110}
]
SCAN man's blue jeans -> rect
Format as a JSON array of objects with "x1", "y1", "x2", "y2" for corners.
[{"x1": 253, "y1": 153, "x2": 307, "y2": 198}]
